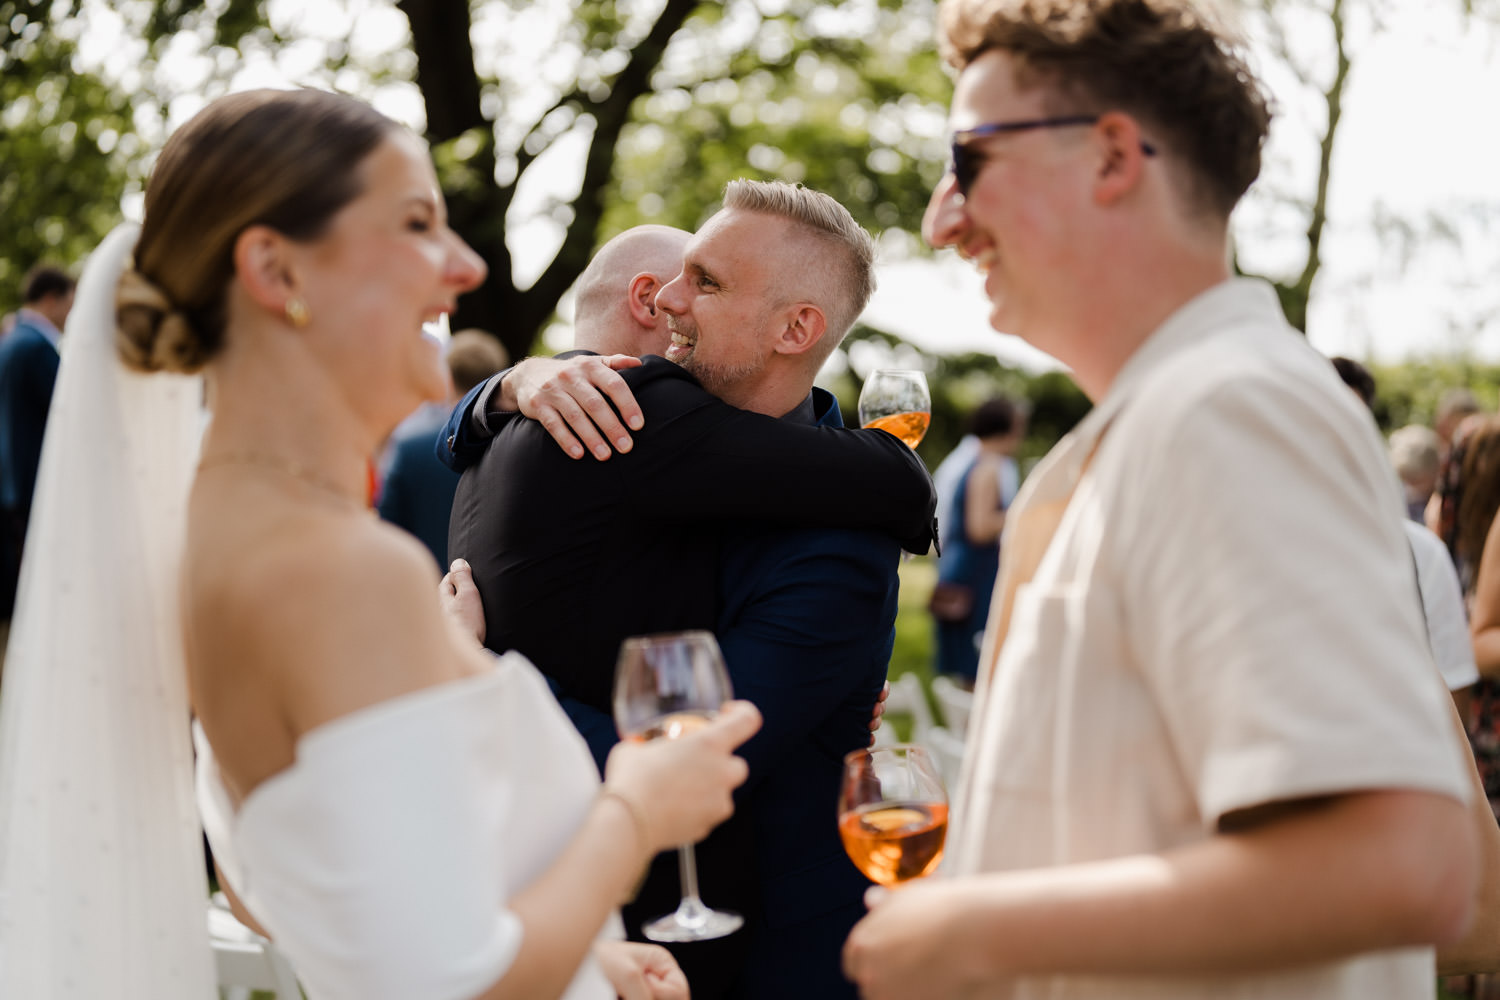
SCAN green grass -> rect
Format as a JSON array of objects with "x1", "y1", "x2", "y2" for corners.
[
  {"x1": 884, "y1": 555, "x2": 939, "y2": 742},
  {"x1": 890, "y1": 554, "x2": 937, "y2": 685}
]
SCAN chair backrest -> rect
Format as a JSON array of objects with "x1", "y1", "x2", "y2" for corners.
[
  {"x1": 922, "y1": 724, "x2": 967, "y2": 790},
  {"x1": 930, "y1": 674, "x2": 974, "y2": 736},
  {"x1": 209, "y1": 901, "x2": 302, "y2": 999},
  {"x1": 877, "y1": 671, "x2": 935, "y2": 747}
]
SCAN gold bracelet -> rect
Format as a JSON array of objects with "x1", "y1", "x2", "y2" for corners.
[{"x1": 599, "y1": 787, "x2": 652, "y2": 856}]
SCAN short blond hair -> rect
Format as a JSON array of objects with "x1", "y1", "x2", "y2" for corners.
[{"x1": 722, "y1": 179, "x2": 875, "y2": 352}]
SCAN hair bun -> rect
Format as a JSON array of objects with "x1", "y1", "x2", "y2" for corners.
[{"x1": 115, "y1": 266, "x2": 207, "y2": 374}]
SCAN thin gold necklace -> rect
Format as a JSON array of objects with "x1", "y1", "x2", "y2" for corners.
[{"x1": 196, "y1": 451, "x2": 371, "y2": 512}]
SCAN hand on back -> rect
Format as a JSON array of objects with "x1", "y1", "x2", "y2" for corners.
[{"x1": 510, "y1": 354, "x2": 645, "y2": 461}]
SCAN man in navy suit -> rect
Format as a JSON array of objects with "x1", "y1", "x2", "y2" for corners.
[
  {"x1": 0, "y1": 265, "x2": 75, "y2": 647},
  {"x1": 444, "y1": 184, "x2": 934, "y2": 999}
]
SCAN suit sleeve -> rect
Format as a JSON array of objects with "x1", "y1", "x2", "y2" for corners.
[
  {"x1": 619, "y1": 380, "x2": 938, "y2": 553},
  {"x1": 434, "y1": 376, "x2": 502, "y2": 473},
  {"x1": 717, "y1": 531, "x2": 899, "y2": 795}
]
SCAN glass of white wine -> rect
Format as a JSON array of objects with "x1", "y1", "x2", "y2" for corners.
[
  {"x1": 613, "y1": 630, "x2": 743, "y2": 942},
  {"x1": 838, "y1": 744, "x2": 948, "y2": 886},
  {"x1": 857, "y1": 369, "x2": 931, "y2": 449}
]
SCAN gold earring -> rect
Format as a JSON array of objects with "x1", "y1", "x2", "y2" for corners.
[{"x1": 285, "y1": 296, "x2": 311, "y2": 328}]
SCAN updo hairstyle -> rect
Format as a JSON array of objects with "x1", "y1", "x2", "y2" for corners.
[{"x1": 117, "y1": 89, "x2": 398, "y2": 374}]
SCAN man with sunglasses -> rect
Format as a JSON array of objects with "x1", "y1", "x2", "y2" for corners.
[{"x1": 842, "y1": 2, "x2": 1479, "y2": 998}]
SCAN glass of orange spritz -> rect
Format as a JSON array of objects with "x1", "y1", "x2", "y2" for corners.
[{"x1": 857, "y1": 370, "x2": 931, "y2": 449}]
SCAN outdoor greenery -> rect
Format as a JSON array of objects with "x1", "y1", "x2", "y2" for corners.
[{"x1": 3, "y1": 0, "x2": 1497, "y2": 365}]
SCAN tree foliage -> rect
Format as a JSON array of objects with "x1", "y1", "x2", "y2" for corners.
[
  {"x1": 0, "y1": 1, "x2": 142, "y2": 314},
  {"x1": 37, "y1": 0, "x2": 951, "y2": 362}
]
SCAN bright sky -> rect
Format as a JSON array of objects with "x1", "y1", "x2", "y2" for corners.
[
  {"x1": 75, "y1": 0, "x2": 1500, "y2": 371},
  {"x1": 876, "y1": 0, "x2": 1500, "y2": 372}
]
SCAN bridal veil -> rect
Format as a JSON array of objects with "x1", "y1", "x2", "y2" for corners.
[{"x1": 0, "y1": 222, "x2": 214, "y2": 995}]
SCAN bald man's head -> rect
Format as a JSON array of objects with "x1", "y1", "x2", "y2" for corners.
[{"x1": 572, "y1": 225, "x2": 690, "y2": 357}]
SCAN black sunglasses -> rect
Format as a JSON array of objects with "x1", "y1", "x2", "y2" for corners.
[{"x1": 950, "y1": 115, "x2": 1158, "y2": 197}]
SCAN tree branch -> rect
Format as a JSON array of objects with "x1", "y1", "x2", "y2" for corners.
[
  {"x1": 395, "y1": 0, "x2": 485, "y2": 142},
  {"x1": 516, "y1": 0, "x2": 704, "y2": 332},
  {"x1": 1285, "y1": 0, "x2": 1349, "y2": 332}
]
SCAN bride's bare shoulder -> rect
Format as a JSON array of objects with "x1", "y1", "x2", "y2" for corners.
[{"x1": 187, "y1": 505, "x2": 459, "y2": 735}]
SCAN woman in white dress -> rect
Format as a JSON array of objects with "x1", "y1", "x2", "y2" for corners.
[{"x1": 0, "y1": 88, "x2": 759, "y2": 1000}]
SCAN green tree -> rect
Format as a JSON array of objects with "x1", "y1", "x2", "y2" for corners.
[
  {"x1": 0, "y1": 1, "x2": 143, "y2": 313},
  {"x1": 18, "y1": 0, "x2": 950, "y2": 362}
]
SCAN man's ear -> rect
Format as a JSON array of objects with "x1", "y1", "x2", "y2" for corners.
[
  {"x1": 627, "y1": 272, "x2": 661, "y2": 326},
  {"x1": 772, "y1": 303, "x2": 828, "y2": 357},
  {"x1": 1091, "y1": 111, "x2": 1151, "y2": 207},
  {"x1": 232, "y1": 225, "x2": 302, "y2": 317}
]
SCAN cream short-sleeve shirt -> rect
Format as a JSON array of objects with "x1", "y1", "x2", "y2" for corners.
[{"x1": 951, "y1": 279, "x2": 1470, "y2": 1000}]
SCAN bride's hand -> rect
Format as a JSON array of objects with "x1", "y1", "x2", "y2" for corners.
[
  {"x1": 438, "y1": 558, "x2": 485, "y2": 645},
  {"x1": 602, "y1": 700, "x2": 760, "y2": 851},
  {"x1": 594, "y1": 941, "x2": 689, "y2": 1000}
]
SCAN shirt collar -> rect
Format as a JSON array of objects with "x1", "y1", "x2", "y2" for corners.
[
  {"x1": 782, "y1": 391, "x2": 819, "y2": 426},
  {"x1": 1024, "y1": 278, "x2": 1286, "y2": 501}
]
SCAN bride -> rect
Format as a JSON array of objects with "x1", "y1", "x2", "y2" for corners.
[{"x1": 0, "y1": 88, "x2": 758, "y2": 999}]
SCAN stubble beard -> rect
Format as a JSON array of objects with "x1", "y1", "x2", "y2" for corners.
[{"x1": 663, "y1": 316, "x2": 758, "y2": 401}]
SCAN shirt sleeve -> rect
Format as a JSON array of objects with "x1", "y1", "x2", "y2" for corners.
[
  {"x1": 1407, "y1": 522, "x2": 1481, "y2": 691},
  {"x1": 434, "y1": 372, "x2": 508, "y2": 473},
  {"x1": 1120, "y1": 371, "x2": 1471, "y2": 824}
]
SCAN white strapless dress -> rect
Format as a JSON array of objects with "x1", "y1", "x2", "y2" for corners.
[{"x1": 195, "y1": 651, "x2": 620, "y2": 1000}]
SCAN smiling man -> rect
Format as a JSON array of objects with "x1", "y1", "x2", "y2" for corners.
[{"x1": 841, "y1": 2, "x2": 1476, "y2": 999}]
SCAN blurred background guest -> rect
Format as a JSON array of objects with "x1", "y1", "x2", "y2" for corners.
[
  {"x1": 0, "y1": 263, "x2": 75, "y2": 674},
  {"x1": 378, "y1": 328, "x2": 507, "y2": 568},
  {"x1": 930, "y1": 396, "x2": 1023, "y2": 684},
  {"x1": 1438, "y1": 388, "x2": 1484, "y2": 461},
  {"x1": 1389, "y1": 423, "x2": 1442, "y2": 523}
]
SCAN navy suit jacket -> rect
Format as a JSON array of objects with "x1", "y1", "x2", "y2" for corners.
[
  {"x1": 0, "y1": 319, "x2": 60, "y2": 517},
  {"x1": 0, "y1": 318, "x2": 60, "y2": 617},
  {"x1": 715, "y1": 397, "x2": 898, "y2": 1000}
]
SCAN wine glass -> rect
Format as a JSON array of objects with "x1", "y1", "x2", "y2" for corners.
[
  {"x1": 838, "y1": 744, "x2": 948, "y2": 885},
  {"x1": 858, "y1": 369, "x2": 932, "y2": 449},
  {"x1": 613, "y1": 630, "x2": 743, "y2": 942}
]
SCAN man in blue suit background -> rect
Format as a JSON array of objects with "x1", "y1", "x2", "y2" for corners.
[
  {"x1": 0, "y1": 265, "x2": 75, "y2": 660},
  {"x1": 443, "y1": 182, "x2": 934, "y2": 999}
]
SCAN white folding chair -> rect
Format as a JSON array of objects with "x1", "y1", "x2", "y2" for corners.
[
  {"x1": 930, "y1": 674, "x2": 974, "y2": 736},
  {"x1": 209, "y1": 896, "x2": 302, "y2": 1000},
  {"x1": 922, "y1": 724, "x2": 967, "y2": 790},
  {"x1": 876, "y1": 671, "x2": 935, "y2": 747}
]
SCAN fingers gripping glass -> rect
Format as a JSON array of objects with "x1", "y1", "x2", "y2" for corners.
[
  {"x1": 614, "y1": 631, "x2": 743, "y2": 942},
  {"x1": 950, "y1": 115, "x2": 1158, "y2": 197}
]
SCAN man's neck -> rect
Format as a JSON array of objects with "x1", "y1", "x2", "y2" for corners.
[{"x1": 1062, "y1": 255, "x2": 1231, "y2": 401}]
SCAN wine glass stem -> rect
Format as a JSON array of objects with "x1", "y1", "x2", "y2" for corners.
[{"x1": 674, "y1": 843, "x2": 711, "y2": 926}]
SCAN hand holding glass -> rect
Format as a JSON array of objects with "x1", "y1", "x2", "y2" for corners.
[
  {"x1": 839, "y1": 744, "x2": 948, "y2": 885},
  {"x1": 613, "y1": 630, "x2": 742, "y2": 942},
  {"x1": 858, "y1": 370, "x2": 931, "y2": 449}
]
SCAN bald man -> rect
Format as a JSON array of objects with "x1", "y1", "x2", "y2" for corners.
[
  {"x1": 438, "y1": 225, "x2": 689, "y2": 468},
  {"x1": 443, "y1": 202, "x2": 937, "y2": 999}
]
